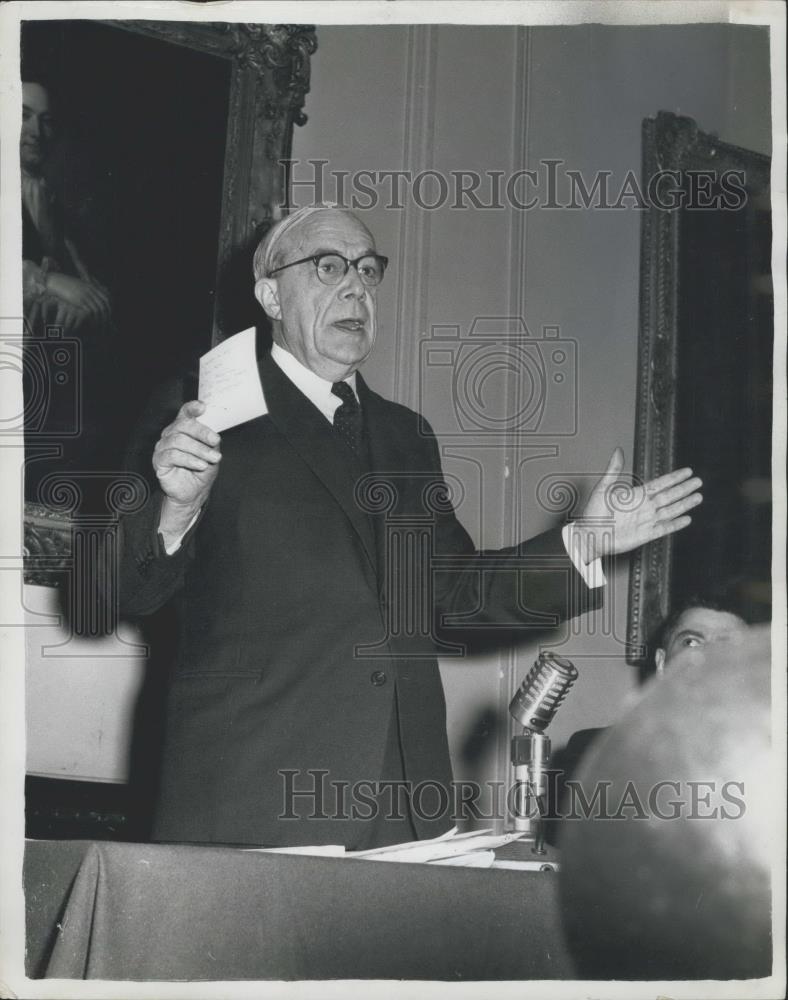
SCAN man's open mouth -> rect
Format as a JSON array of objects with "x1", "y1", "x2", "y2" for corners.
[{"x1": 333, "y1": 319, "x2": 366, "y2": 332}]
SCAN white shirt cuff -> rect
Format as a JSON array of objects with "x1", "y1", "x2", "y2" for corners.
[
  {"x1": 162, "y1": 509, "x2": 201, "y2": 555},
  {"x1": 561, "y1": 523, "x2": 606, "y2": 589}
]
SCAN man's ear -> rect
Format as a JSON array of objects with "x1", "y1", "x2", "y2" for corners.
[
  {"x1": 654, "y1": 648, "x2": 666, "y2": 675},
  {"x1": 255, "y1": 277, "x2": 281, "y2": 321}
]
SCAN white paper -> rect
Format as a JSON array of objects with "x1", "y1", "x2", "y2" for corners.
[
  {"x1": 198, "y1": 327, "x2": 267, "y2": 433},
  {"x1": 348, "y1": 829, "x2": 525, "y2": 864},
  {"x1": 347, "y1": 825, "x2": 460, "y2": 859},
  {"x1": 239, "y1": 827, "x2": 525, "y2": 865},
  {"x1": 430, "y1": 850, "x2": 496, "y2": 868},
  {"x1": 245, "y1": 844, "x2": 346, "y2": 857}
]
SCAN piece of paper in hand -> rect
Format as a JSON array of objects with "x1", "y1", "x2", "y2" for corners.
[{"x1": 198, "y1": 327, "x2": 267, "y2": 433}]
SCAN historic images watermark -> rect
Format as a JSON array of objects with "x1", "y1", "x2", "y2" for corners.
[
  {"x1": 278, "y1": 769, "x2": 748, "y2": 824},
  {"x1": 284, "y1": 158, "x2": 748, "y2": 212}
]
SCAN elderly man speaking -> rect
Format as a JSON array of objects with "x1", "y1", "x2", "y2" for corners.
[{"x1": 119, "y1": 206, "x2": 702, "y2": 849}]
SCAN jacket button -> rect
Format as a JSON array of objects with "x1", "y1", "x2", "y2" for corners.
[{"x1": 370, "y1": 670, "x2": 387, "y2": 686}]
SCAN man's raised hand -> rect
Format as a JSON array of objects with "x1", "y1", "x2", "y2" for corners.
[
  {"x1": 576, "y1": 447, "x2": 703, "y2": 563},
  {"x1": 153, "y1": 400, "x2": 222, "y2": 519}
]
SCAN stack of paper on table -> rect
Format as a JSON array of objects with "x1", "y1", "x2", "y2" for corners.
[{"x1": 250, "y1": 828, "x2": 528, "y2": 868}]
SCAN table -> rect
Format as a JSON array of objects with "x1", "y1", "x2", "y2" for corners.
[{"x1": 24, "y1": 838, "x2": 573, "y2": 981}]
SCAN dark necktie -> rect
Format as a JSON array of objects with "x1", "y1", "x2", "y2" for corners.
[{"x1": 331, "y1": 381, "x2": 364, "y2": 460}]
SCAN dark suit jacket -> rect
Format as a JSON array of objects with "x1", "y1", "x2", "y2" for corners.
[{"x1": 119, "y1": 352, "x2": 600, "y2": 847}]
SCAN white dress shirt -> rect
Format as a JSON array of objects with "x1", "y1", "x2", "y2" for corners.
[{"x1": 270, "y1": 341, "x2": 357, "y2": 419}]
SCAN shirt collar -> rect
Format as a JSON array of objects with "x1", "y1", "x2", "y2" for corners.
[{"x1": 270, "y1": 342, "x2": 358, "y2": 423}]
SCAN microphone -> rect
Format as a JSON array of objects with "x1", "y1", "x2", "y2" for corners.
[
  {"x1": 510, "y1": 650, "x2": 578, "y2": 732},
  {"x1": 509, "y1": 651, "x2": 578, "y2": 849}
]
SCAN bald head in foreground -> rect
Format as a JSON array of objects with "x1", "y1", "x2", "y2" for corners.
[
  {"x1": 560, "y1": 624, "x2": 773, "y2": 980},
  {"x1": 119, "y1": 205, "x2": 704, "y2": 848}
]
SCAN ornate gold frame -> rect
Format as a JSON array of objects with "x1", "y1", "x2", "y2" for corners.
[{"x1": 627, "y1": 111, "x2": 771, "y2": 663}]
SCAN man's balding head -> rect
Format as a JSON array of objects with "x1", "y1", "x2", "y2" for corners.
[{"x1": 253, "y1": 206, "x2": 375, "y2": 281}]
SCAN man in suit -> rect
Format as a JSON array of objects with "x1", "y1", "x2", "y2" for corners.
[{"x1": 119, "y1": 205, "x2": 703, "y2": 848}]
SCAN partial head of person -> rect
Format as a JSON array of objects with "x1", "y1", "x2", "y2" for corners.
[
  {"x1": 253, "y1": 206, "x2": 387, "y2": 382},
  {"x1": 654, "y1": 598, "x2": 749, "y2": 674},
  {"x1": 20, "y1": 80, "x2": 55, "y2": 176},
  {"x1": 560, "y1": 623, "x2": 772, "y2": 979}
]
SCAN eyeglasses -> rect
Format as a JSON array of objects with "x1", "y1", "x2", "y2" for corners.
[{"x1": 269, "y1": 252, "x2": 389, "y2": 287}]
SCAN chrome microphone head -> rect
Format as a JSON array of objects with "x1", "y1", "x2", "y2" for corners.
[{"x1": 509, "y1": 651, "x2": 578, "y2": 732}]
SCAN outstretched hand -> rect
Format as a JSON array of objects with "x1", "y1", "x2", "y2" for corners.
[{"x1": 576, "y1": 448, "x2": 702, "y2": 563}]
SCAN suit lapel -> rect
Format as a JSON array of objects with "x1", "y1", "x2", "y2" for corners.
[
  {"x1": 357, "y1": 375, "x2": 430, "y2": 598},
  {"x1": 358, "y1": 375, "x2": 418, "y2": 477},
  {"x1": 259, "y1": 353, "x2": 378, "y2": 579}
]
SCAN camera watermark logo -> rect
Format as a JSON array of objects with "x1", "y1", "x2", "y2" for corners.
[
  {"x1": 0, "y1": 317, "x2": 82, "y2": 438},
  {"x1": 418, "y1": 317, "x2": 577, "y2": 440}
]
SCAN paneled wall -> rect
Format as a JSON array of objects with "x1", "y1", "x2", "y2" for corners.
[{"x1": 292, "y1": 22, "x2": 771, "y2": 821}]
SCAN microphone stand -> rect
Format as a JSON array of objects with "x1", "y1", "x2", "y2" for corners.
[{"x1": 511, "y1": 730, "x2": 551, "y2": 852}]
